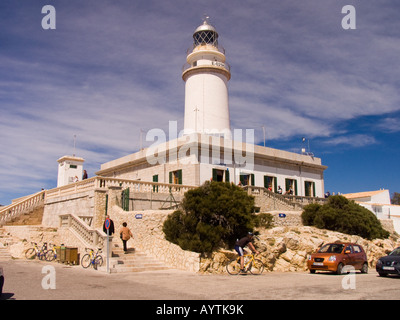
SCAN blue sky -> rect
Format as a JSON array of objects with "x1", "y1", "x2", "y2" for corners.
[{"x1": 0, "y1": 0, "x2": 399, "y2": 205}]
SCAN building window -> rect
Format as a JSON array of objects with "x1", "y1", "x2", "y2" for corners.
[
  {"x1": 304, "y1": 181, "x2": 316, "y2": 197},
  {"x1": 264, "y1": 176, "x2": 277, "y2": 192},
  {"x1": 372, "y1": 205, "x2": 382, "y2": 214},
  {"x1": 169, "y1": 170, "x2": 182, "y2": 185},
  {"x1": 240, "y1": 173, "x2": 254, "y2": 186},
  {"x1": 212, "y1": 168, "x2": 230, "y2": 182},
  {"x1": 69, "y1": 164, "x2": 77, "y2": 169},
  {"x1": 285, "y1": 178, "x2": 298, "y2": 195}
]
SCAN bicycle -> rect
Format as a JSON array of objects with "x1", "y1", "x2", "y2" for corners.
[
  {"x1": 45, "y1": 243, "x2": 58, "y2": 261},
  {"x1": 81, "y1": 248, "x2": 104, "y2": 270},
  {"x1": 25, "y1": 242, "x2": 48, "y2": 260},
  {"x1": 226, "y1": 252, "x2": 264, "y2": 275}
]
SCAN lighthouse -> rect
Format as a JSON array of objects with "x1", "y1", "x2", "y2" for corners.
[
  {"x1": 98, "y1": 19, "x2": 327, "y2": 199},
  {"x1": 182, "y1": 18, "x2": 231, "y2": 139}
]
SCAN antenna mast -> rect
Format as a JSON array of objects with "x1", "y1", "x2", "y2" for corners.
[{"x1": 73, "y1": 135, "x2": 77, "y2": 156}]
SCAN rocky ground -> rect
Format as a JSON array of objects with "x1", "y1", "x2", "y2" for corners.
[{"x1": 200, "y1": 225, "x2": 400, "y2": 273}]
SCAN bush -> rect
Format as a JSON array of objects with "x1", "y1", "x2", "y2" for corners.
[
  {"x1": 302, "y1": 195, "x2": 389, "y2": 240},
  {"x1": 254, "y1": 213, "x2": 273, "y2": 229},
  {"x1": 163, "y1": 181, "x2": 256, "y2": 253}
]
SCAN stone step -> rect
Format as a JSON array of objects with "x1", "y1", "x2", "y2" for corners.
[
  {"x1": 102, "y1": 248, "x2": 169, "y2": 273},
  {"x1": 105, "y1": 265, "x2": 168, "y2": 273},
  {"x1": 0, "y1": 246, "x2": 11, "y2": 261}
]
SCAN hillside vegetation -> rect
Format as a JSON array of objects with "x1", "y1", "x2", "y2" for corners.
[{"x1": 301, "y1": 195, "x2": 389, "y2": 240}]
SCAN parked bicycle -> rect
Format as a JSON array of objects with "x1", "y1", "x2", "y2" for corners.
[
  {"x1": 45, "y1": 243, "x2": 58, "y2": 261},
  {"x1": 226, "y1": 252, "x2": 264, "y2": 275},
  {"x1": 81, "y1": 248, "x2": 104, "y2": 270},
  {"x1": 25, "y1": 242, "x2": 48, "y2": 260}
]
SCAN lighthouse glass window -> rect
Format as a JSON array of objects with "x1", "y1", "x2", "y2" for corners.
[{"x1": 194, "y1": 31, "x2": 218, "y2": 46}]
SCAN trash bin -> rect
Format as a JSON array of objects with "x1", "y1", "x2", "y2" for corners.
[
  {"x1": 55, "y1": 246, "x2": 61, "y2": 262},
  {"x1": 65, "y1": 247, "x2": 78, "y2": 265},
  {"x1": 60, "y1": 246, "x2": 66, "y2": 263}
]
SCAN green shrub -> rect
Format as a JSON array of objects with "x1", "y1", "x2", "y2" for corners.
[
  {"x1": 254, "y1": 213, "x2": 273, "y2": 229},
  {"x1": 302, "y1": 195, "x2": 389, "y2": 240},
  {"x1": 163, "y1": 181, "x2": 256, "y2": 253}
]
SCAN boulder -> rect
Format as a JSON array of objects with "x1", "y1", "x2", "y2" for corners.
[{"x1": 200, "y1": 225, "x2": 400, "y2": 274}]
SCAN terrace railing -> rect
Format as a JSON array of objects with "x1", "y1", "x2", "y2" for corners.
[{"x1": 0, "y1": 190, "x2": 45, "y2": 226}]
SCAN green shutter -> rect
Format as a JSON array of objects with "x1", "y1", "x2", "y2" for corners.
[
  {"x1": 294, "y1": 180, "x2": 298, "y2": 196},
  {"x1": 212, "y1": 169, "x2": 218, "y2": 181},
  {"x1": 251, "y1": 174, "x2": 255, "y2": 186},
  {"x1": 274, "y1": 177, "x2": 277, "y2": 193},
  {"x1": 153, "y1": 175, "x2": 158, "y2": 192},
  {"x1": 264, "y1": 176, "x2": 268, "y2": 189},
  {"x1": 105, "y1": 194, "x2": 108, "y2": 215},
  {"x1": 122, "y1": 188, "x2": 130, "y2": 211},
  {"x1": 225, "y1": 169, "x2": 230, "y2": 182},
  {"x1": 178, "y1": 169, "x2": 182, "y2": 185},
  {"x1": 169, "y1": 171, "x2": 173, "y2": 184},
  {"x1": 312, "y1": 182, "x2": 316, "y2": 197},
  {"x1": 285, "y1": 179, "x2": 290, "y2": 192}
]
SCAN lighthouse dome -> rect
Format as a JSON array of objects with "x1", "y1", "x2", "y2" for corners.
[{"x1": 193, "y1": 19, "x2": 219, "y2": 47}]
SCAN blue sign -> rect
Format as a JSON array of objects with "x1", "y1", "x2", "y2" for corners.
[
  {"x1": 278, "y1": 213, "x2": 286, "y2": 218},
  {"x1": 135, "y1": 214, "x2": 143, "y2": 219}
]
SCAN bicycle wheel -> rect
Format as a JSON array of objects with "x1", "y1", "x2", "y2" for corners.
[
  {"x1": 25, "y1": 248, "x2": 36, "y2": 260},
  {"x1": 46, "y1": 250, "x2": 56, "y2": 261},
  {"x1": 249, "y1": 259, "x2": 264, "y2": 275},
  {"x1": 226, "y1": 258, "x2": 241, "y2": 275},
  {"x1": 81, "y1": 254, "x2": 91, "y2": 268},
  {"x1": 39, "y1": 250, "x2": 47, "y2": 261},
  {"x1": 94, "y1": 255, "x2": 103, "y2": 268}
]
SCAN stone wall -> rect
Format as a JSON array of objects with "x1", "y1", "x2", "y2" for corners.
[
  {"x1": 42, "y1": 190, "x2": 96, "y2": 227},
  {"x1": 254, "y1": 194, "x2": 299, "y2": 212},
  {"x1": 43, "y1": 188, "x2": 107, "y2": 229},
  {"x1": 109, "y1": 206, "x2": 200, "y2": 272},
  {"x1": 269, "y1": 211, "x2": 303, "y2": 227},
  {"x1": 3, "y1": 225, "x2": 89, "y2": 260}
]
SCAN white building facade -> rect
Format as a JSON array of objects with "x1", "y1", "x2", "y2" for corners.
[
  {"x1": 343, "y1": 190, "x2": 400, "y2": 234},
  {"x1": 57, "y1": 155, "x2": 85, "y2": 187}
]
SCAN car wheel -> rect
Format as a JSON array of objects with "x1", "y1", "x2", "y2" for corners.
[
  {"x1": 361, "y1": 263, "x2": 368, "y2": 274},
  {"x1": 336, "y1": 263, "x2": 344, "y2": 275},
  {"x1": 310, "y1": 269, "x2": 316, "y2": 274},
  {"x1": 378, "y1": 272, "x2": 387, "y2": 277}
]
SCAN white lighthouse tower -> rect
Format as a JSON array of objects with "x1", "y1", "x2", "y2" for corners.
[{"x1": 182, "y1": 18, "x2": 231, "y2": 139}]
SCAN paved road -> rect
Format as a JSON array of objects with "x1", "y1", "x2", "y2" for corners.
[{"x1": 1, "y1": 259, "x2": 399, "y2": 302}]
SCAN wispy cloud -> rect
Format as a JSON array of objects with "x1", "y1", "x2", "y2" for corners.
[
  {"x1": 323, "y1": 134, "x2": 377, "y2": 148},
  {"x1": 376, "y1": 117, "x2": 400, "y2": 133},
  {"x1": 1, "y1": 0, "x2": 400, "y2": 203}
]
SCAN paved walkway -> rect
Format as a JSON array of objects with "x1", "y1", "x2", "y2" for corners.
[{"x1": 2, "y1": 259, "x2": 400, "y2": 301}]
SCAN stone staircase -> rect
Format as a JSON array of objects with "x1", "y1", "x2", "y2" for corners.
[
  {"x1": 102, "y1": 241, "x2": 170, "y2": 273},
  {"x1": 0, "y1": 228, "x2": 13, "y2": 261}
]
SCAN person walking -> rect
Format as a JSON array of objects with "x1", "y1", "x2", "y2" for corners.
[{"x1": 119, "y1": 222, "x2": 133, "y2": 254}]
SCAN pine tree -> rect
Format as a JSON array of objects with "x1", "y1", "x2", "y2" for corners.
[{"x1": 163, "y1": 181, "x2": 256, "y2": 253}]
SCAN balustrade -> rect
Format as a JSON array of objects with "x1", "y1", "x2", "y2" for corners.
[
  {"x1": 1, "y1": 176, "x2": 195, "y2": 225},
  {"x1": 0, "y1": 190, "x2": 45, "y2": 225},
  {"x1": 59, "y1": 213, "x2": 108, "y2": 249}
]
